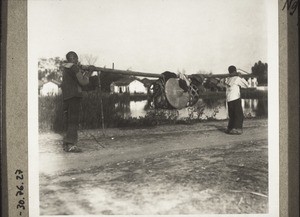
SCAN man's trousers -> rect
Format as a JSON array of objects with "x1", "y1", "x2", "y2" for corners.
[
  {"x1": 227, "y1": 98, "x2": 244, "y2": 130},
  {"x1": 63, "y1": 97, "x2": 81, "y2": 144}
]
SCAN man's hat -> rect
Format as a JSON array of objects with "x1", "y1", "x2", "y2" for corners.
[
  {"x1": 228, "y1": 65, "x2": 237, "y2": 74},
  {"x1": 66, "y1": 51, "x2": 78, "y2": 61}
]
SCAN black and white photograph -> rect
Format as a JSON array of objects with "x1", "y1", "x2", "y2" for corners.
[{"x1": 27, "y1": 0, "x2": 279, "y2": 216}]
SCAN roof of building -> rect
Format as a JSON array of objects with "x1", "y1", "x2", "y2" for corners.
[{"x1": 42, "y1": 79, "x2": 62, "y2": 87}]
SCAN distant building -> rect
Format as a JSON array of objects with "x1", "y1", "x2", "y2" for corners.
[
  {"x1": 247, "y1": 77, "x2": 258, "y2": 87},
  {"x1": 40, "y1": 80, "x2": 62, "y2": 96},
  {"x1": 110, "y1": 77, "x2": 147, "y2": 94}
]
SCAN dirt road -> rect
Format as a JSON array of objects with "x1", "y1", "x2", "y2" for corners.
[{"x1": 39, "y1": 119, "x2": 268, "y2": 215}]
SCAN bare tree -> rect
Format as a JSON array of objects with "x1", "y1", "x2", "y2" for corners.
[
  {"x1": 84, "y1": 54, "x2": 98, "y2": 65},
  {"x1": 79, "y1": 54, "x2": 98, "y2": 65}
]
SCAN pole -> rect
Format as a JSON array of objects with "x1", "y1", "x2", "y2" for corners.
[
  {"x1": 94, "y1": 67, "x2": 163, "y2": 78},
  {"x1": 97, "y1": 71, "x2": 106, "y2": 138},
  {"x1": 237, "y1": 68, "x2": 251, "y2": 74},
  {"x1": 80, "y1": 64, "x2": 257, "y2": 79},
  {"x1": 93, "y1": 67, "x2": 256, "y2": 79}
]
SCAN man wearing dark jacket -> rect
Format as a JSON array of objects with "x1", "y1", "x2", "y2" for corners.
[{"x1": 61, "y1": 51, "x2": 93, "y2": 152}]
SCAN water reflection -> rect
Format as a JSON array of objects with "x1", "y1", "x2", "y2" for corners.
[
  {"x1": 112, "y1": 98, "x2": 268, "y2": 120},
  {"x1": 130, "y1": 101, "x2": 147, "y2": 118},
  {"x1": 114, "y1": 101, "x2": 130, "y2": 119}
]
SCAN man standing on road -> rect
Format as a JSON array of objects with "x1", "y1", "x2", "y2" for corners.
[
  {"x1": 61, "y1": 51, "x2": 94, "y2": 152},
  {"x1": 225, "y1": 65, "x2": 249, "y2": 135}
]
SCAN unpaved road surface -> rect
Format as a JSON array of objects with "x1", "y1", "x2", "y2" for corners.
[{"x1": 40, "y1": 119, "x2": 268, "y2": 215}]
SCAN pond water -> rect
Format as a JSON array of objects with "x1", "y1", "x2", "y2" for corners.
[
  {"x1": 115, "y1": 98, "x2": 268, "y2": 120},
  {"x1": 39, "y1": 94, "x2": 268, "y2": 131}
]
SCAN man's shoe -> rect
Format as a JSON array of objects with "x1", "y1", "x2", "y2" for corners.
[
  {"x1": 65, "y1": 145, "x2": 82, "y2": 153},
  {"x1": 229, "y1": 129, "x2": 242, "y2": 135},
  {"x1": 62, "y1": 142, "x2": 69, "y2": 152},
  {"x1": 225, "y1": 128, "x2": 232, "y2": 134}
]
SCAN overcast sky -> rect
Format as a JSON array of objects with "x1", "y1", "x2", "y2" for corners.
[{"x1": 29, "y1": 0, "x2": 268, "y2": 74}]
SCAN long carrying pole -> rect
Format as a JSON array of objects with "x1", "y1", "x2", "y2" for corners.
[
  {"x1": 94, "y1": 67, "x2": 163, "y2": 78},
  {"x1": 92, "y1": 66, "x2": 256, "y2": 79}
]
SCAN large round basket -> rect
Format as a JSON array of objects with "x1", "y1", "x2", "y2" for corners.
[{"x1": 165, "y1": 78, "x2": 190, "y2": 109}]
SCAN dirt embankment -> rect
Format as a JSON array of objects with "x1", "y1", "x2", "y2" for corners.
[{"x1": 39, "y1": 119, "x2": 268, "y2": 215}]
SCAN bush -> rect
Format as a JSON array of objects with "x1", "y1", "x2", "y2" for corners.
[{"x1": 39, "y1": 95, "x2": 63, "y2": 131}]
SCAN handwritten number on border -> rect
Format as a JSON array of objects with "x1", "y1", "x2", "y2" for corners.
[{"x1": 15, "y1": 170, "x2": 26, "y2": 215}]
